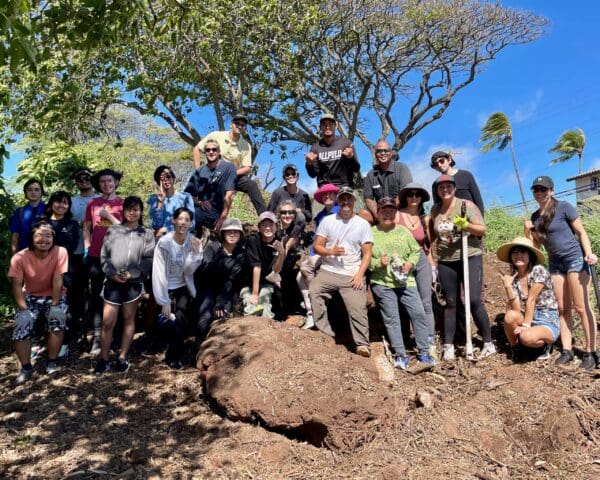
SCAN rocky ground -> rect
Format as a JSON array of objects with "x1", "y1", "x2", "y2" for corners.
[{"x1": 0, "y1": 254, "x2": 599, "y2": 479}]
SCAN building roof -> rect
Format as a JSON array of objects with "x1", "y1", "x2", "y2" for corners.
[{"x1": 566, "y1": 168, "x2": 600, "y2": 182}]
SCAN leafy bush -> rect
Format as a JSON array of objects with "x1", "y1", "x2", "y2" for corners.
[{"x1": 483, "y1": 207, "x2": 524, "y2": 254}]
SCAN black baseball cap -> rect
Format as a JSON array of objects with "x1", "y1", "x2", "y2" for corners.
[
  {"x1": 531, "y1": 175, "x2": 554, "y2": 189},
  {"x1": 282, "y1": 164, "x2": 298, "y2": 176}
]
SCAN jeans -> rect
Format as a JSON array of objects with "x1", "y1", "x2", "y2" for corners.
[
  {"x1": 236, "y1": 175, "x2": 266, "y2": 215},
  {"x1": 438, "y1": 255, "x2": 491, "y2": 344},
  {"x1": 414, "y1": 250, "x2": 435, "y2": 338},
  {"x1": 371, "y1": 283, "x2": 429, "y2": 356}
]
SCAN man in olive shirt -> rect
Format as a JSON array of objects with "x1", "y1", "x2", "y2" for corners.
[{"x1": 193, "y1": 113, "x2": 266, "y2": 215}]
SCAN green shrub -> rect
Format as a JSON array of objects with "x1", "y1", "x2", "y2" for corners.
[{"x1": 483, "y1": 207, "x2": 524, "y2": 254}]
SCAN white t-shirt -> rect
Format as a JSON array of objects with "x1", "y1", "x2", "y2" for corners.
[
  {"x1": 166, "y1": 241, "x2": 186, "y2": 290},
  {"x1": 315, "y1": 214, "x2": 373, "y2": 276}
]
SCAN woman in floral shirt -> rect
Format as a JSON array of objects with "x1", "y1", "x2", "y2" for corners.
[{"x1": 497, "y1": 237, "x2": 559, "y2": 361}]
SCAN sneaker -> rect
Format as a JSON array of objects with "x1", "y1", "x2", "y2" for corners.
[
  {"x1": 443, "y1": 344, "x2": 455, "y2": 361},
  {"x1": 579, "y1": 352, "x2": 596, "y2": 370},
  {"x1": 301, "y1": 314, "x2": 315, "y2": 330},
  {"x1": 479, "y1": 342, "x2": 497, "y2": 359},
  {"x1": 58, "y1": 344, "x2": 69, "y2": 358},
  {"x1": 536, "y1": 343, "x2": 552, "y2": 361},
  {"x1": 393, "y1": 354, "x2": 409, "y2": 370},
  {"x1": 94, "y1": 359, "x2": 111, "y2": 375},
  {"x1": 555, "y1": 349, "x2": 574, "y2": 366},
  {"x1": 46, "y1": 360, "x2": 60, "y2": 375},
  {"x1": 167, "y1": 359, "x2": 183, "y2": 370},
  {"x1": 114, "y1": 358, "x2": 130, "y2": 373},
  {"x1": 14, "y1": 366, "x2": 34, "y2": 385},
  {"x1": 90, "y1": 336, "x2": 101, "y2": 356},
  {"x1": 418, "y1": 354, "x2": 438, "y2": 366},
  {"x1": 356, "y1": 345, "x2": 371, "y2": 358}
]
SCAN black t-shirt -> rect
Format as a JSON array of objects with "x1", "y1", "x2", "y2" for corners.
[
  {"x1": 306, "y1": 135, "x2": 360, "y2": 187},
  {"x1": 245, "y1": 232, "x2": 278, "y2": 283},
  {"x1": 432, "y1": 169, "x2": 484, "y2": 215}
]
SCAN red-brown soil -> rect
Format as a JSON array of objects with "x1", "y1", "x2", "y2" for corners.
[{"x1": 0, "y1": 254, "x2": 599, "y2": 479}]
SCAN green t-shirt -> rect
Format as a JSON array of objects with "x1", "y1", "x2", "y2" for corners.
[
  {"x1": 432, "y1": 198, "x2": 483, "y2": 262},
  {"x1": 370, "y1": 225, "x2": 421, "y2": 288}
]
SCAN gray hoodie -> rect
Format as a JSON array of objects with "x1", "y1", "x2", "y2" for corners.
[{"x1": 101, "y1": 224, "x2": 155, "y2": 281}]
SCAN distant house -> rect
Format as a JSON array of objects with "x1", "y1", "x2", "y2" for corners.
[{"x1": 566, "y1": 168, "x2": 600, "y2": 204}]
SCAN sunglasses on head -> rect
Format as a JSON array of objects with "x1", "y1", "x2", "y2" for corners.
[
  {"x1": 531, "y1": 186, "x2": 548, "y2": 193},
  {"x1": 204, "y1": 148, "x2": 219, "y2": 153}
]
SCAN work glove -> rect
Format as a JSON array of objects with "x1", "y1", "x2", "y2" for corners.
[{"x1": 452, "y1": 215, "x2": 469, "y2": 231}]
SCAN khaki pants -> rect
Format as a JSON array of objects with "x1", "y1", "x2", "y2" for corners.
[{"x1": 308, "y1": 269, "x2": 369, "y2": 347}]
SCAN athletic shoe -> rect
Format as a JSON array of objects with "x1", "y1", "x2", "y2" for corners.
[
  {"x1": 301, "y1": 314, "x2": 315, "y2": 330},
  {"x1": 115, "y1": 358, "x2": 130, "y2": 373},
  {"x1": 58, "y1": 344, "x2": 69, "y2": 358},
  {"x1": 356, "y1": 345, "x2": 371, "y2": 358},
  {"x1": 14, "y1": 366, "x2": 34, "y2": 385},
  {"x1": 479, "y1": 342, "x2": 497, "y2": 359},
  {"x1": 418, "y1": 354, "x2": 438, "y2": 366},
  {"x1": 555, "y1": 349, "x2": 574, "y2": 366},
  {"x1": 94, "y1": 359, "x2": 111, "y2": 375},
  {"x1": 393, "y1": 354, "x2": 409, "y2": 370},
  {"x1": 443, "y1": 344, "x2": 455, "y2": 361},
  {"x1": 167, "y1": 359, "x2": 184, "y2": 370},
  {"x1": 46, "y1": 360, "x2": 60, "y2": 375},
  {"x1": 579, "y1": 352, "x2": 596, "y2": 371},
  {"x1": 90, "y1": 336, "x2": 101, "y2": 356},
  {"x1": 536, "y1": 343, "x2": 552, "y2": 361}
]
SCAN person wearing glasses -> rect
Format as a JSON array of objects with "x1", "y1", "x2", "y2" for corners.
[
  {"x1": 361, "y1": 140, "x2": 413, "y2": 225},
  {"x1": 193, "y1": 113, "x2": 266, "y2": 215},
  {"x1": 185, "y1": 139, "x2": 237, "y2": 232},
  {"x1": 69, "y1": 168, "x2": 98, "y2": 340},
  {"x1": 305, "y1": 113, "x2": 360, "y2": 188},
  {"x1": 268, "y1": 164, "x2": 312, "y2": 226},
  {"x1": 524, "y1": 175, "x2": 598, "y2": 369},
  {"x1": 430, "y1": 151, "x2": 484, "y2": 215},
  {"x1": 148, "y1": 165, "x2": 195, "y2": 237}
]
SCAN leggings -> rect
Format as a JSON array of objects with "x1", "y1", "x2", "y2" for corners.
[
  {"x1": 438, "y1": 256, "x2": 491, "y2": 344},
  {"x1": 165, "y1": 286, "x2": 192, "y2": 362}
]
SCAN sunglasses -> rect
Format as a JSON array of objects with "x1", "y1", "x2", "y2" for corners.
[
  {"x1": 160, "y1": 174, "x2": 173, "y2": 180},
  {"x1": 434, "y1": 158, "x2": 448, "y2": 165},
  {"x1": 531, "y1": 186, "x2": 548, "y2": 193},
  {"x1": 204, "y1": 148, "x2": 219, "y2": 153},
  {"x1": 76, "y1": 175, "x2": 91, "y2": 182},
  {"x1": 375, "y1": 149, "x2": 391, "y2": 154},
  {"x1": 511, "y1": 246, "x2": 529, "y2": 254},
  {"x1": 284, "y1": 172, "x2": 297, "y2": 178},
  {"x1": 279, "y1": 210, "x2": 296, "y2": 215},
  {"x1": 406, "y1": 191, "x2": 422, "y2": 198}
]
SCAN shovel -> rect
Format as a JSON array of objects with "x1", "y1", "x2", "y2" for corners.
[{"x1": 460, "y1": 202, "x2": 475, "y2": 361}]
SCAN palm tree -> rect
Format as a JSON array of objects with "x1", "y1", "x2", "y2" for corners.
[
  {"x1": 480, "y1": 112, "x2": 528, "y2": 213},
  {"x1": 549, "y1": 128, "x2": 586, "y2": 174}
]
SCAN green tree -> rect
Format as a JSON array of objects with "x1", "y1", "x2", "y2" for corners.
[
  {"x1": 480, "y1": 112, "x2": 528, "y2": 214},
  {"x1": 549, "y1": 128, "x2": 586, "y2": 174}
]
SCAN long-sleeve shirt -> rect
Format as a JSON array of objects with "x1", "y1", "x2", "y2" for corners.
[
  {"x1": 147, "y1": 191, "x2": 195, "y2": 234},
  {"x1": 268, "y1": 186, "x2": 312, "y2": 222},
  {"x1": 101, "y1": 224, "x2": 155, "y2": 281}
]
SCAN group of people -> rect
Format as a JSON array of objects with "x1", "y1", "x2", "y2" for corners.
[{"x1": 7, "y1": 113, "x2": 600, "y2": 385}]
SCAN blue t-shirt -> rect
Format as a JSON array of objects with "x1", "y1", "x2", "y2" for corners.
[
  {"x1": 532, "y1": 201, "x2": 582, "y2": 261},
  {"x1": 184, "y1": 161, "x2": 237, "y2": 215},
  {"x1": 9, "y1": 203, "x2": 46, "y2": 250},
  {"x1": 148, "y1": 191, "x2": 195, "y2": 234}
]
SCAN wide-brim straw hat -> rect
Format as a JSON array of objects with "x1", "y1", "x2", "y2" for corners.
[{"x1": 496, "y1": 236, "x2": 545, "y2": 265}]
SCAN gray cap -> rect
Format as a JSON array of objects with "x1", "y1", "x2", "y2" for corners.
[
  {"x1": 319, "y1": 113, "x2": 336, "y2": 123},
  {"x1": 258, "y1": 211, "x2": 278, "y2": 224},
  {"x1": 232, "y1": 113, "x2": 248, "y2": 123},
  {"x1": 220, "y1": 218, "x2": 244, "y2": 232}
]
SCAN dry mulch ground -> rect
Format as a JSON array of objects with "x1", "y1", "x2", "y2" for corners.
[{"x1": 0, "y1": 254, "x2": 599, "y2": 479}]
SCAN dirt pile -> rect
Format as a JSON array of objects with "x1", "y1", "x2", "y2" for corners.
[{"x1": 198, "y1": 316, "x2": 399, "y2": 450}]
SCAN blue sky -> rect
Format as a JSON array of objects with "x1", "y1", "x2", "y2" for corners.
[{"x1": 5, "y1": 1, "x2": 599, "y2": 212}]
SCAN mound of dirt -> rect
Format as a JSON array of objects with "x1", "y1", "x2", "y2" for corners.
[{"x1": 198, "y1": 316, "x2": 398, "y2": 451}]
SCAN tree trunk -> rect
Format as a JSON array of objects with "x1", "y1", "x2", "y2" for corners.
[
  {"x1": 578, "y1": 153, "x2": 583, "y2": 174},
  {"x1": 510, "y1": 140, "x2": 528, "y2": 215}
]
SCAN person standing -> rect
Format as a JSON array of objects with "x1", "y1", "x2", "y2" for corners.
[
  {"x1": 305, "y1": 114, "x2": 360, "y2": 188},
  {"x1": 268, "y1": 163, "x2": 312, "y2": 225},
  {"x1": 185, "y1": 139, "x2": 237, "y2": 233},
  {"x1": 429, "y1": 175, "x2": 494, "y2": 361},
  {"x1": 9, "y1": 222, "x2": 68, "y2": 384},
  {"x1": 309, "y1": 187, "x2": 373, "y2": 357},
  {"x1": 361, "y1": 140, "x2": 413, "y2": 224},
  {"x1": 10, "y1": 178, "x2": 46, "y2": 255},
  {"x1": 83, "y1": 168, "x2": 124, "y2": 354},
  {"x1": 193, "y1": 113, "x2": 266, "y2": 215},
  {"x1": 148, "y1": 165, "x2": 195, "y2": 237},
  {"x1": 525, "y1": 175, "x2": 598, "y2": 369}
]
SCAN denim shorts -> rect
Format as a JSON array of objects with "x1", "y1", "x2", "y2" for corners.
[
  {"x1": 548, "y1": 255, "x2": 590, "y2": 275},
  {"x1": 532, "y1": 308, "x2": 560, "y2": 341},
  {"x1": 101, "y1": 280, "x2": 144, "y2": 305}
]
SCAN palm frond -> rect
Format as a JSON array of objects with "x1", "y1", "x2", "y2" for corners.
[
  {"x1": 548, "y1": 128, "x2": 585, "y2": 165},
  {"x1": 480, "y1": 112, "x2": 512, "y2": 153}
]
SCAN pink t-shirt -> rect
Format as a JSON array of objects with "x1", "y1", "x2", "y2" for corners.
[
  {"x1": 9, "y1": 247, "x2": 69, "y2": 296},
  {"x1": 85, "y1": 197, "x2": 123, "y2": 257}
]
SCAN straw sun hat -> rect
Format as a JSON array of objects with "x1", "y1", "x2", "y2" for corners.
[{"x1": 496, "y1": 236, "x2": 545, "y2": 266}]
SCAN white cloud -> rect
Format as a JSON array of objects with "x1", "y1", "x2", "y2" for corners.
[
  {"x1": 589, "y1": 157, "x2": 600, "y2": 170},
  {"x1": 512, "y1": 88, "x2": 543, "y2": 124}
]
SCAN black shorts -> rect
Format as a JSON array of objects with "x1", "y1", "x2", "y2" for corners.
[{"x1": 101, "y1": 279, "x2": 144, "y2": 305}]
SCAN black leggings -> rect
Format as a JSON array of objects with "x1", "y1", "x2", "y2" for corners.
[
  {"x1": 165, "y1": 286, "x2": 192, "y2": 362},
  {"x1": 438, "y1": 256, "x2": 491, "y2": 344}
]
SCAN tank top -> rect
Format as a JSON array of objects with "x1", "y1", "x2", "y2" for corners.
[{"x1": 397, "y1": 213, "x2": 426, "y2": 247}]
